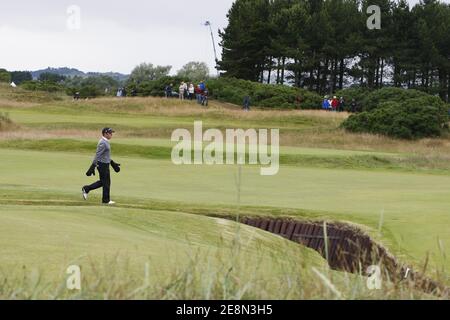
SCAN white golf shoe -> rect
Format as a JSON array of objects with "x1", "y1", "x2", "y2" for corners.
[{"x1": 82, "y1": 188, "x2": 88, "y2": 200}]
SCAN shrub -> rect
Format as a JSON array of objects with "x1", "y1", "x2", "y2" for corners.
[
  {"x1": 21, "y1": 81, "x2": 64, "y2": 93},
  {"x1": 335, "y1": 87, "x2": 372, "y2": 110},
  {"x1": 359, "y1": 87, "x2": 431, "y2": 112},
  {"x1": 127, "y1": 76, "x2": 185, "y2": 97},
  {"x1": 123, "y1": 76, "x2": 322, "y2": 109},
  {"x1": 0, "y1": 69, "x2": 11, "y2": 83},
  {"x1": 10, "y1": 71, "x2": 32, "y2": 85},
  {"x1": 335, "y1": 87, "x2": 443, "y2": 113},
  {"x1": 207, "y1": 77, "x2": 322, "y2": 109},
  {"x1": 65, "y1": 76, "x2": 120, "y2": 98},
  {"x1": 79, "y1": 85, "x2": 102, "y2": 98},
  {"x1": 342, "y1": 96, "x2": 449, "y2": 139},
  {"x1": 39, "y1": 72, "x2": 66, "y2": 83}
]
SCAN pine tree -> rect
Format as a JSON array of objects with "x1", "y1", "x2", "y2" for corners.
[{"x1": 217, "y1": 0, "x2": 450, "y2": 101}]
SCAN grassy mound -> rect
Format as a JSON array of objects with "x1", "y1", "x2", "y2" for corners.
[
  {"x1": 0, "y1": 204, "x2": 332, "y2": 299},
  {"x1": 0, "y1": 83, "x2": 64, "y2": 104},
  {"x1": 1, "y1": 203, "x2": 435, "y2": 299}
]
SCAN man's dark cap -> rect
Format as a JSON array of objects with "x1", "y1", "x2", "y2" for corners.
[{"x1": 102, "y1": 128, "x2": 115, "y2": 134}]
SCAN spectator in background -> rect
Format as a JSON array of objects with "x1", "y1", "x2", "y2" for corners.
[
  {"x1": 179, "y1": 82, "x2": 185, "y2": 100},
  {"x1": 196, "y1": 84, "x2": 203, "y2": 104},
  {"x1": 322, "y1": 96, "x2": 330, "y2": 111},
  {"x1": 183, "y1": 82, "x2": 188, "y2": 100},
  {"x1": 295, "y1": 95, "x2": 302, "y2": 109},
  {"x1": 122, "y1": 88, "x2": 127, "y2": 97},
  {"x1": 201, "y1": 88, "x2": 209, "y2": 107},
  {"x1": 243, "y1": 95, "x2": 251, "y2": 111},
  {"x1": 188, "y1": 83, "x2": 195, "y2": 100},
  {"x1": 165, "y1": 84, "x2": 173, "y2": 98},
  {"x1": 338, "y1": 97, "x2": 345, "y2": 112},
  {"x1": 116, "y1": 88, "x2": 122, "y2": 97},
  {"x1": 199, "y1": 81, "x2": 206, "y2": 92},
  {"x1": 331, "y1": 96, "x2": 339, "y2": 112},
  {"x1": 350, "y1": 99, "x2": 358, "y2": 113}
]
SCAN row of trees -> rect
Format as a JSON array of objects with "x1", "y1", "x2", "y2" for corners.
[
  {"x1": 218, "y1": 0, "x2": 450, "y2": 101},
  {"x1": 127, "y1": 62, "x2": 210, "y2": 84},
  {"x1": 0, "y1": 69, "x2": 65, "y2": 85},
  {"x1": 124, "y1": 62, "x2": 210, "y2": 97}
]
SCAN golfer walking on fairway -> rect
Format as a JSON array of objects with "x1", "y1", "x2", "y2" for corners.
[{"x1": 82, "y1": 128, "x2": 121, "y2": 205}]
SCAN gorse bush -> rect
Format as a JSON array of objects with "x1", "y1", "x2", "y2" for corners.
[
  {"x1": 126, "y1": 76, "x2": 185, "y2": 97},
  {"x1": 21, "y1": 80, "x2": 63, "y2": 93},
  {"x1": 207, "y1": 77, "x2": 322, "y2": 109},
  {"x1": 335, "y1": 87, "x2": 438, "y2": 112},
  {"x1": 335, "y1": 87, "x2": 372, "y2": 106},
  {"x1": 360, "y1": 87, "x2": 434, "y2": 112},
  {"x1": 65, "y1": 75, "x2": 120, "y2": 98},
  {"x1": 342, "y1": 96, "x2": 449, "y2": 139}
]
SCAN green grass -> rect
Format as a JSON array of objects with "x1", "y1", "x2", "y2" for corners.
[
  {"x1": 2, "y1": 138, "x2": 450, "y2": 175},
  {"x1": 0, "y1": 97, "x2": 334, "y2": 136},
  {"x1": 0, "y1": 148, "x2": 448, "y2": 286},
  {"x1": 0, "y1": 204, "x2": 318, "y2": 273},
  {"x1": 0, "y1": 204, "x2": 334, "y2": 299},
  {"x1": 0, "y1": 202, "x2": 440, "y2": 299},
  {"x1": 0, "y1": 86, "x2": 449, "y2": 299}
]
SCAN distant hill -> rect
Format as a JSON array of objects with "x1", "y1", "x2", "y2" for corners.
[{"x1": 31, "y1": 67, "x2": 129, "y2": 82}]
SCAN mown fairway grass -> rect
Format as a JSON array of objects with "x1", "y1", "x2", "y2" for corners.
[
  {"x1": 0, "y1": 85, "x2": 448, "y2": 298},
  {"x1": 1, "y1": 204, "x2": 343, "y2": 299},
  {"x1": 0, "y1": 148, "x2": 448, "y2": 286}
]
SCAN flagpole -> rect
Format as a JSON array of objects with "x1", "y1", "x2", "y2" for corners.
[{"x1": 205, "y1": 21, "x2": 219, "y2": 76}]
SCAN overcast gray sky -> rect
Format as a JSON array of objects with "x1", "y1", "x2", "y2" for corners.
[{"x1": 0, "y1": 0, "x2": 440, "y2": 75}]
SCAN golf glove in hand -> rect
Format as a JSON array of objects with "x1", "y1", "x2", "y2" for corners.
[
  {"x1": 86, "y1": 163, "x2": 97, "y2": 177},
  {"x1": 111, "y1": 160, "x2": 121, "y2": 173}
]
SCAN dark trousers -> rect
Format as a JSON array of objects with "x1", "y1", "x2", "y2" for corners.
[{"x1": 84, "y1": 162, "x2": 111, "y2": 203}]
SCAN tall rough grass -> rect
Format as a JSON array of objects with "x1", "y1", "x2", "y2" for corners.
[
  {"x1": 0, "y1": 226, "x2": 444, "y2": 300},
  {"x1": 0, "y1": 112, "x2": 16, "y2": 131}
]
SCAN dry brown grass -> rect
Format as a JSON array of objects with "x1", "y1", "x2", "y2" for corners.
[
  {"x1": 4, "y1": 125, "x2": 450, "y2": 160},
  {"x1": 0, "y1": 129, "x2": 99, "y2": 140},
  {"x1": 0, "y1": 113, "x2": 18, "y2": 132},
  {"x1": 0, "y1": 98, "x2": 40, "y2": 109},
  {"x1": 281, "y1": 128, "x2": 450, "y2": 154},
  {"x1": 0, "y1": 84, "x2": 65, "y2": 104},
  {"x1": 85, "y1": 97, "x2": 349, "y2": 122},
  {"x1": 2, "y1": 91, "x2": 450, "y2": 157}
]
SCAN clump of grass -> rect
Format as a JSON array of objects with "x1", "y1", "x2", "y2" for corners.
[
  {"x1": 0, "y1": 253, "x2": 438, "y2": 300},
  {"x1": 0, "y1": 224, "x2": 444, "y2": 300},
  {"x1": 0, "y1": 112, "x2": 16, "y2": 131}
]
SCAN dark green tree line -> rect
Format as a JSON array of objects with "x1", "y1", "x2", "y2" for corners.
[{"x1": 218, "y1": 0, "x2": 450, "y2": 102}]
